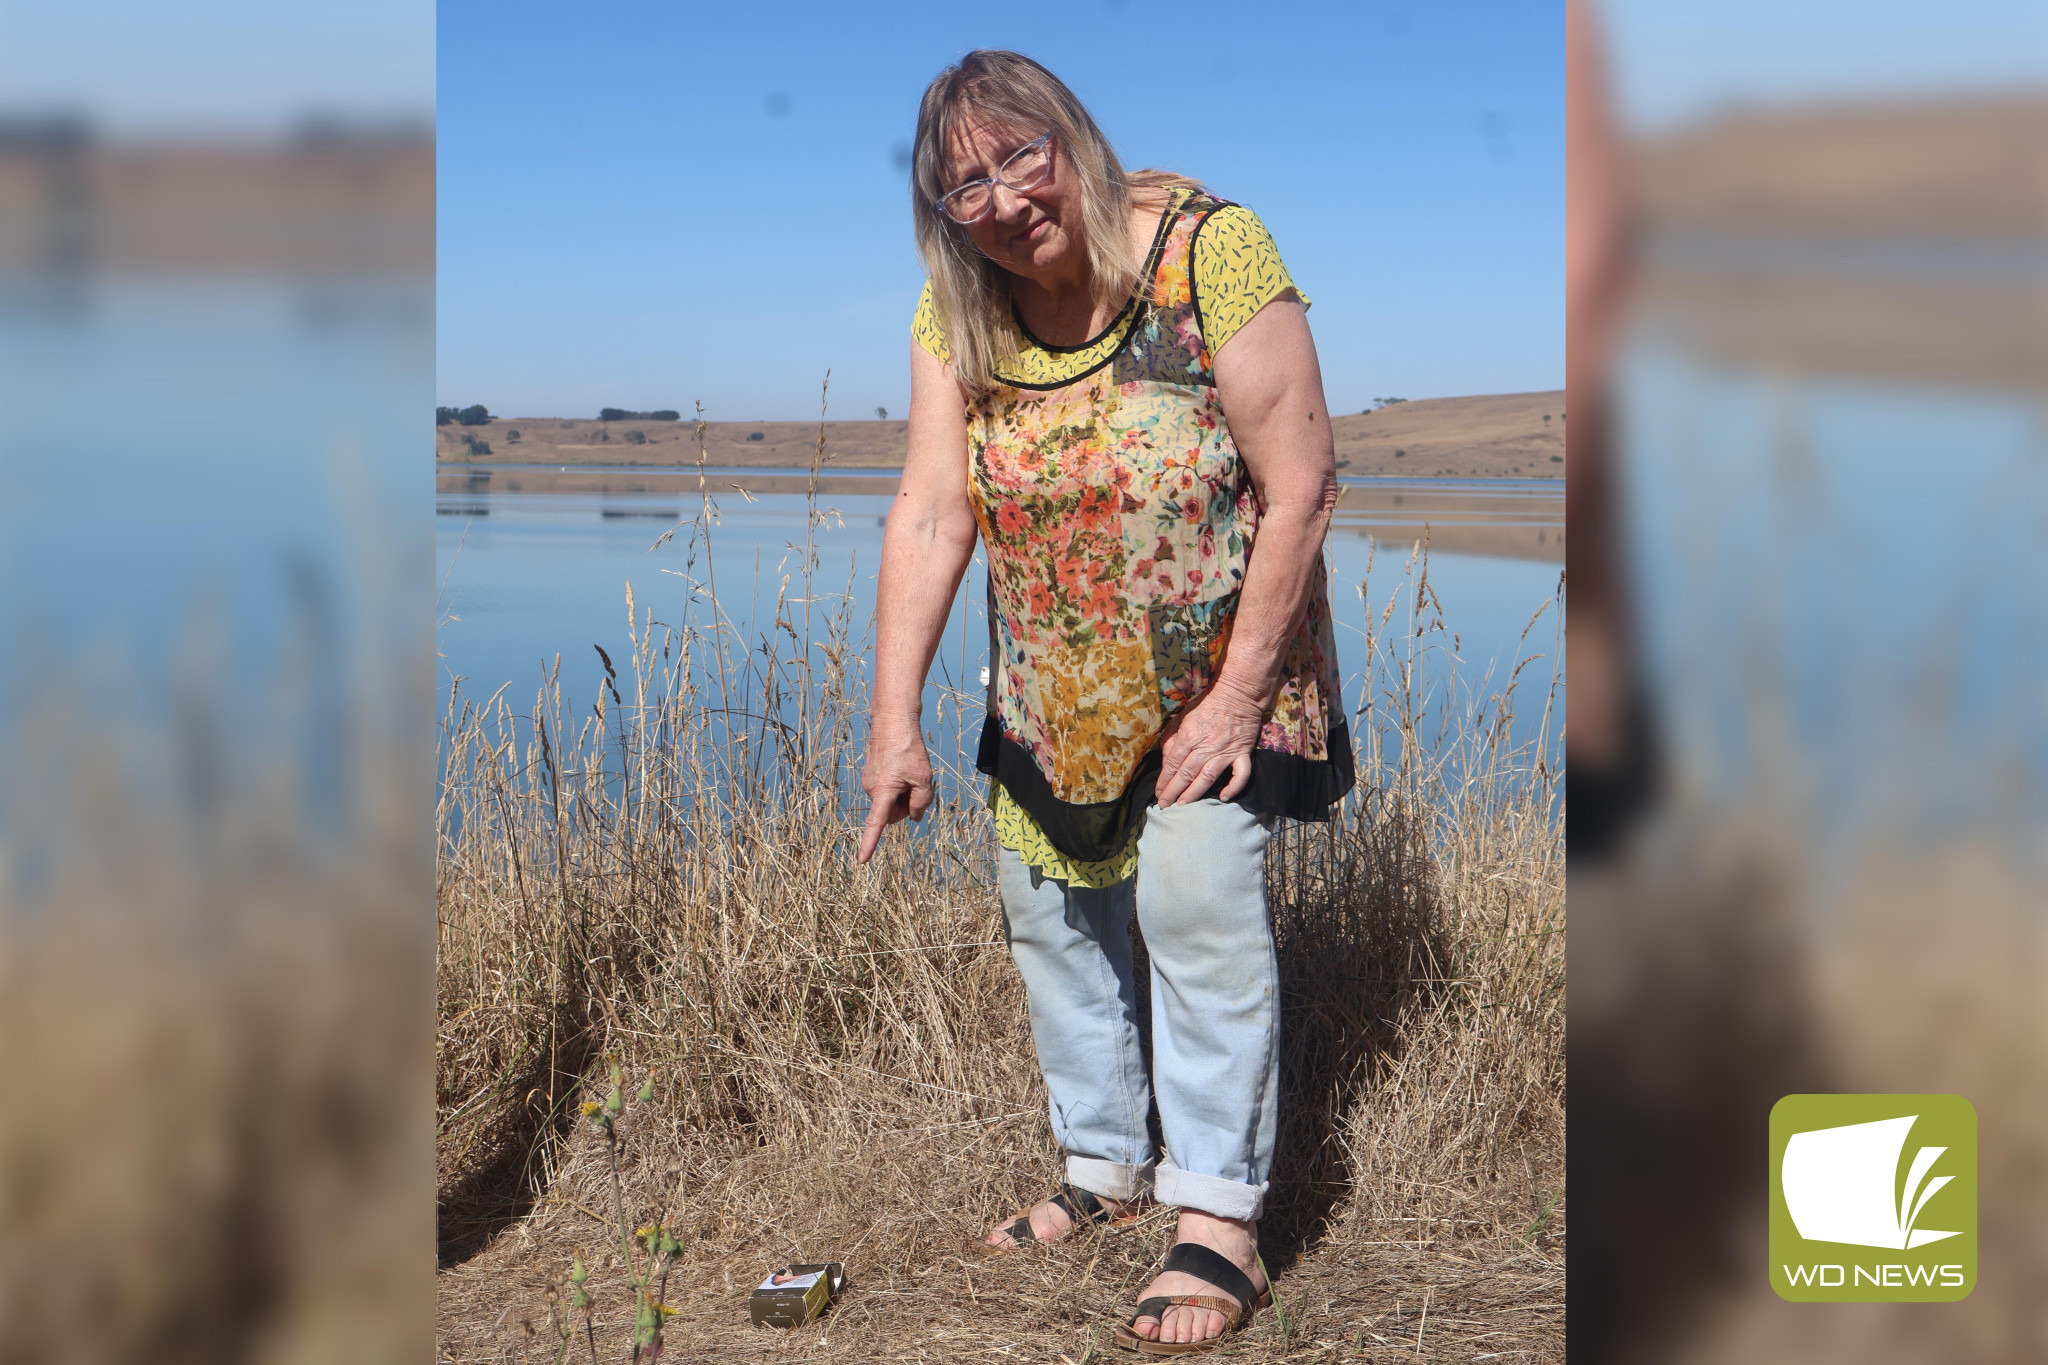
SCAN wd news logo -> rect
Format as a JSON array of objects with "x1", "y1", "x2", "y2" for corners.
[{"x1": 1770, "y1": 1094, "x2": 1976, "y2": 1302}]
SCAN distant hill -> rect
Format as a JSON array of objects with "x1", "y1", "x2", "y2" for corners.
[
  {"x1": 436, "y1": 417, "x2": 914, "y2": 468},
  {"x1": 1630, "y1": 96, "x2": 2048, "y2": 389},
  {"x1": 1331, "y1": 391, "x2": 1564, "y2": 478},
  {"x1": 437, "y1": 390, "x2": 1567, "y2": 479},
  {"x1": 1634, "y1": 95, "x2": 2048, "y2": 238}
]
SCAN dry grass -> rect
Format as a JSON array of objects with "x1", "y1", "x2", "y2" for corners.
[
  {"x1": 1330, "y1": 392, "x2": 1566, "y2": 479},
  {"x1": 434, "y1": 404, "x2": 1565, "y2": 1361},
  {"x1": 0, "y1": 627, "x2": 432, "y2": 1361}
]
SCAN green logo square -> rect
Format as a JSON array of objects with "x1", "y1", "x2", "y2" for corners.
[{"x1": 1770, "y1": 1094, "x2": 1976, "y2": 1302}]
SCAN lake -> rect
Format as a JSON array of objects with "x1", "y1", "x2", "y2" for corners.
[
  {"x1": 1620, "y1": 341, "x2": 2048, "y2": 861},
  {"x1": 433, "y1": 465, "x2": 1567, "y2": 789}
]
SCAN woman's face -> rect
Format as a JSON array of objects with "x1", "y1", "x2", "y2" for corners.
[{"x1": 943, "y1": 116, "x2": 1083, "y2": 284}]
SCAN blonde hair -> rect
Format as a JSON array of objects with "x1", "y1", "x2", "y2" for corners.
[{"x1": 912, "y1": 50, "x2": 1202, "y2": 392}]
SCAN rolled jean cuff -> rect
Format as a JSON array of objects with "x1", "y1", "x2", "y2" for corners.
[
  {"x1": 1066, "y1": 1156, "x2": 1155, "y2": 1203},
  {"x1": 1155, "y1": 1164, "x2": 1266, "y2": 1221}
]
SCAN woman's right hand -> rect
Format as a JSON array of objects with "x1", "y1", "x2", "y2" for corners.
[
  {"x1": 857, "y1": 721, "x2": 935, "y2": 863},
  {"x1": 862, "y1": 337, "x2": 977, "y2": 864}
]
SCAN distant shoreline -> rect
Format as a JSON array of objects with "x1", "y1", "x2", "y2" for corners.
[
  {"x1": 437, "y1": 462, "x2": 1565, "y2": 564},
  {"x1": 434, "y1": 389, "x2": 1567, "y2": 481}
]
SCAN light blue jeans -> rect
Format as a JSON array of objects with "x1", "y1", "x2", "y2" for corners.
[{"x1": 996, "y1": 798, "x2": 1279, "y2": 1221}]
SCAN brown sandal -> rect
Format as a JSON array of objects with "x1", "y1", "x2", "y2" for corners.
[
  {"x1": 985, "y1": 1183, "x2": 1136, "y2": 1252},
  {"x1": 1110, "y1": 1242, "x2": 1271, "y2": 1355}
]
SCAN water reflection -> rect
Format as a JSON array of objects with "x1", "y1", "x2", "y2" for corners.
[
  {"x1": 436, "y1": 464, "x2": 1565, "y2": 559},
  {"x1": 433, "y1": 467, "x2": 1566, "y2": 790}
]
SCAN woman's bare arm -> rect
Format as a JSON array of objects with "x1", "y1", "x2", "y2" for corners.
[
  {"x1": 858, "y1": 338, "x2": 981, "y2": 862},
  {"x1": 1154, "y1": 294, "x2": 1339, "y2": 806}
]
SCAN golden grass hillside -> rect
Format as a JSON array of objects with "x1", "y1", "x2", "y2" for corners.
[
  {"x1": 433, "y1": 472, "x2": 1566, "y2": 1361},
  {"x1": 435, "y1": 390, "x2": 1568, "y2": 480},
  {"x1": 1331, "y1": 392, "x2": 1565, "y2": 478}
]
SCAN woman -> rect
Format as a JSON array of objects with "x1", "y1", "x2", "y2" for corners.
[{"x1": 856, "y1": 50, "x2": 1352, "y2": 1353}]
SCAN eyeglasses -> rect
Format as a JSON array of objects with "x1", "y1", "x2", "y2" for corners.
[{"x1": 934, "y1": 133, "x2": 1054, "y2": 224}]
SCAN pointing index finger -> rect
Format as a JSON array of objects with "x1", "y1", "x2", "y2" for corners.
[{"x1": 856, "y1": 802, "x2": 889, "y2": 864}]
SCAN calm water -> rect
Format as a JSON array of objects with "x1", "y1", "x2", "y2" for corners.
[
  {"x1": 433, "y1": 466, "x2": 1567, "y2": 784},
  {"x1": 5, "y1": 281, "x2": 428, "y2": 689},
  {"x1": 1621, "y1": 343, "x2": 2048, "y2": 857},
  {"x1": 2, "y1": 279, "x2": 429, "y2": 833}
]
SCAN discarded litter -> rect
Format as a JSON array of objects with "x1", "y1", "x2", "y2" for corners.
[{"x1": 748, "y1": 1262, "x2": 846, "y2": 1328}]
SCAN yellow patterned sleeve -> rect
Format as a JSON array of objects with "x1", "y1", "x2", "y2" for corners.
[
  {"x1": 1191, "y1": 205, "x2": 1309, "y2": 359},
  {"x1": 911, "y1": 280, "x2": 951, "y2": 362},
  {"x1": 992, "y1": 785, "x2": 1140, "y2": 890}
]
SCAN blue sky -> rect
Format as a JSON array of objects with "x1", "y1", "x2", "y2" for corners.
[
  {"x1": 1601, "y1": 0, "x2": 2048, "y2": 131},
  {"x1": 0, "y1": 0, "x2": 434, "y2": 132},
  {"x1": 8, "y1": 3, "x2": 2040, "y2": 423},
  {"x1": 436, "y1": 0, "x2": 1566, "y2": 421}
]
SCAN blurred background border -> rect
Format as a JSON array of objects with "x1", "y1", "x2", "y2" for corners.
[
  {"x1": 0, "y1": 2, "x2": 434, "y2": 1360},
  {"x1": 1569, "y1": 1, "x2": 2045, "y2": 1359}
]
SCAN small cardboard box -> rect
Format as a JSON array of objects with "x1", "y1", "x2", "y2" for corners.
[{"x1": 747, "y1": 1263, "x2": 845, "y2": 1328}]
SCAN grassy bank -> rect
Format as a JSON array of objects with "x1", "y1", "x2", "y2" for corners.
[{"x1": 434, "y1": 458, "x2": 1566, "y2": 1361}]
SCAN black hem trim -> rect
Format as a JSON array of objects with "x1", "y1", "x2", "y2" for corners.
[
  {"x1": 1183, "y1": 197, "x2": 1237, "y2": 380},
  {"x1": 991, "y1": 189, "x2": 1214, "y2": 393},
  {"x1": 988, "y1": 348, "x2": 1121, "y2": 394},
  {"x1": 977, "y1": 713, "x2": 1356, "y2": 865},
  {"x1": 1010, "y1": 292, "x2": 1136, "y2": 357},
  {"x1": 1008, "y1": 188, "x2": 1185, "y2": 354}
]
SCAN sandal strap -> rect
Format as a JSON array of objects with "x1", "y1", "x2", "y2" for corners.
[
  {"x1": 997, "y1": 1182, "x2": 1116, "y2": 1250},
  {"x1": 1125, "y1": 1294, "x2": 1246, "y2": 1330},
  {"x1": 1160, "y1": 1241, "x2": 1259, "y2": 1312},
  {"x1": 1167, "y1": 1294, "x2": 1245, "y2": 1326},
  {"x1": 1050, "y1": 1183, "x2": 1109, "y2": 1226}
]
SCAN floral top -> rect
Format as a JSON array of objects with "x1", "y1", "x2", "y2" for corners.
[{"x1": 913, "y1": 189, "x2": 1353, "y2": 887}]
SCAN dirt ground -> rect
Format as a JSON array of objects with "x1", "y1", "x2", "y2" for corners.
[
  {"x1": 433, "y1": 391, "x2": 1567, "y2": 481},
  {"x1": 435, "y1": 1116, "x2": 1565, "y2": 1364}
]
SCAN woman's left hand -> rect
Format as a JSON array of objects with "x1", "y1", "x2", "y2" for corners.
[
  {"x1": 1148, "y1": 288, "x2": 1333, "y2": 810},
  {"x1": 1154, "y1": 682, "x2": 1266, "y2": 806}
]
